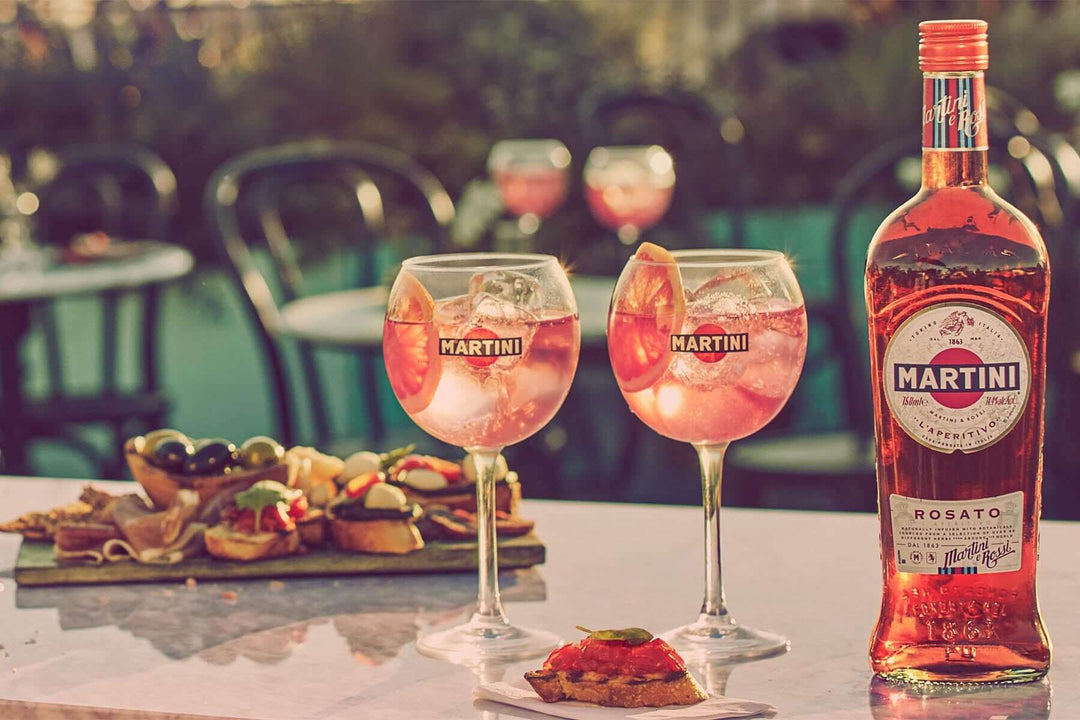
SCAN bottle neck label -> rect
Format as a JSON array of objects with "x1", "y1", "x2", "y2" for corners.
[{"x1": 922, "y1": 73, "x2": 987, "y2": 151}]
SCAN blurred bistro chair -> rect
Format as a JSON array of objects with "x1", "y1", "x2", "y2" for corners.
[
  {"x1": 20, "y1": 144, "x2": 178, "y2": 477},
  {"x1": 726, "y1": 90, "x2": 1077, "y2": 513},
  {"x1": 577, "y1": 87, "x2": 746, "y2": 255},
  {"x1": 205, "y1": 139, "x2": 454, "y2": 451},
  {"x1": 986, "y1": 90, "x2": 1080, "y2": 518}
]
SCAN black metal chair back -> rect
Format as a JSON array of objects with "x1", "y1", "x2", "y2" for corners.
[
  {"x1": 578, "y1": 87, "x2": 745, "y2": 249},
  {"x1": 29, "y1": 144, "x2": 178, "y2": 476},
  {"x1": 205, "y1": 140, "x2": 455, "y2": 447}
]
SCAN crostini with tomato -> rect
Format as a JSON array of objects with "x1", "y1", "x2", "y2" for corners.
[{"x1": 204, "y1": 480, "x2": 307, "y2": 561}]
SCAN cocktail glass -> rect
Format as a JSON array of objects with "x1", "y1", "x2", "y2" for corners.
[
  {"x1": 488, "y1": 139, "x2": 571, "y2": 236},
  {"x1": 607, "y1": 245, "x2": 807, "y2": 662},
  {"x1": 383, "y1": 253, "x2": 580, "y2": 662},
  {"x1": 584, "y1": 145, "x2": 675, "y2": 245}
]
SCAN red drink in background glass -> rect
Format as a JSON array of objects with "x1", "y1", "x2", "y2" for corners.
[
  {"x1": 584, "y1": 145, "x2": 675, "y2": 243},
  {"x1": 493, "y1": 168, "x2": 569, "y2": 219},
  {"x1": 584, "y1": 182, "x2": 674, "y2": 235}
]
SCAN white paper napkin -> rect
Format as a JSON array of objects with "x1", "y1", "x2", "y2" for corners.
[{"x1": 474, "y1": 681, "x2": 776, "y2": 719}]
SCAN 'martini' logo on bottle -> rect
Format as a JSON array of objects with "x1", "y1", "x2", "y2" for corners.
[
  {"x1": 440, "y1": 329, "x2": 521, "y2": 368},
  {"x1": 883, "y1": 303, "x2": 1030, "y2": 453},
  {"x1": 922, "y1": 74, "x2": 988, "y2": 150}
]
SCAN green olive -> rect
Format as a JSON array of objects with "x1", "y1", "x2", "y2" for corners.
[
  {"x1": 240, "y1": 436, "x2": 285, "y2": 469},
  {"x1": 141, "y1": 429, "x2": 190, "y2": 458}
]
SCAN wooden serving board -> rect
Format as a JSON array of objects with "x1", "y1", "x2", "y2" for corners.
[{"x1": 14, "y1": 533, "x2": 545, "y2": 587}]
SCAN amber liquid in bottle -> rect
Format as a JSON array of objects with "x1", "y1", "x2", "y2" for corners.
[{"x1": 865, "y1": 62, "x2": 1051, "y2": 681}]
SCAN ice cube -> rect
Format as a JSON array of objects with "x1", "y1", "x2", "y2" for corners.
[
  {"x1": 668, "y1": 333, "x2": 750, "y2": 390},
  {"x1": 433, "y1": 291, "x2": 539, "y2": 374},
  {"x1": 470, "y1": 292, "x2": 538, "y2": 368},
  {"x1": 507, "y1": 361, "x2": 562, "y2": 413},
  {"x1": 686, "y1": 270, "x2": 763, "y2": 319},
  {"x1": 470, "y1": 291, "x2": 538, "y2": 325},
  {"x1": 433, "y1": 294, "x2": 474, "y2": 326},
  {"x1": 468, "y1": 270, "x2": 543, "y2": 315},
  {"x1": 419, "y1": 364, "x2": 500, "y2": 431}
]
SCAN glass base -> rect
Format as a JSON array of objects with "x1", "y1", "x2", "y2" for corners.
[
  {"x1": 665, "y1": 614, "x2": 789, "y2": 664},
  {"x1": 416, "y1": 614, "x2": 561, "y2": 664}
]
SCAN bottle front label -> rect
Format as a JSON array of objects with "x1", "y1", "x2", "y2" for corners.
[
  {"x1": 890, "y1": 492, "x2": 1024, "y2": 575},
  {"x1": 883, "y1": 303, "x2": 1030, "y2": 453},
  {"x1": 922, "y1": 73, "x2": 988, "y2": 151}
]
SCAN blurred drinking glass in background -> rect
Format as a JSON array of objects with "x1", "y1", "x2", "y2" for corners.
[
  {"x1": 585, "y1": 145, "x2": 675, "y2": 245},
  {"x1": 0, "y1": 152, "x2": 47, "y2": 288},
  {"x1": 488, "y1": 139, "x2": 571, "y2": 251}
]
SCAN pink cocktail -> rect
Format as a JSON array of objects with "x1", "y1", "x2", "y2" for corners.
[
  {"x1": 607, "y1": 244, "x2": 807, "y2": 662},
  {"x1": 584, "y1": 183, "x2": 674, "y2": 237},
  {"x1": 384, "y1": 309, "x2": 579, "y2": 450},
  {"x1": 383, "y1": 253, "x2": 580, "y2": 663},
  {"x1": 493, "y1": 168, "x2": 569, "y2": 220},
  {"x1": 584, "y1": 145, "x2": 675, "y2": 244},
  {"x1": 611, "y1": 299, "x2": 806, "y2": 443}
]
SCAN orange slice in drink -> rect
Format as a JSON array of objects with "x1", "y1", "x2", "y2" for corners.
[
  {"x1": 607, "y1": 242, "x2": 685, "y2": 393},
  {"x1": 383, "y1": 271, "x2": 441, "y2": 414}
]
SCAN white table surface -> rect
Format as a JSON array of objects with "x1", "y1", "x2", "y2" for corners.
[
  {"x1": 0, "y1": 243, "x2": 194, "y2": 303},
  {"x1": 278, "y1": 275, "x2": 615, "y2": 349},
  {"x1": 0, "y1": 476, "x2": 1074, "y2": 719}
]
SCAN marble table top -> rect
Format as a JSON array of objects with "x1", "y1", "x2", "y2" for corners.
[
  {"x1": 0, "y1": 476, "x2": 1075, "y2": 719},
  {"x1": 277, "y1": 275, "x2": 615, "y2": 349}
]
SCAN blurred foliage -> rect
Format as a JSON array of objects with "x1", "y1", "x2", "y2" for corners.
[{"x1": 0, "y1": 0, "x2": 1078, "y2": 264}]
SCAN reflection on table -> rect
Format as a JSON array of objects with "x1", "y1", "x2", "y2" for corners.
[
  {"x1": 16, "y1": 569, "x2": 546, "y2": 666},
  {"x1": 868, "y1": 675, "x2": 1052, "y2": 720}
]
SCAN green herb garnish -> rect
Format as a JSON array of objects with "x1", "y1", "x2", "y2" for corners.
[
  {"x1": 576, "y1": 626, "x2": 654, "y2": 645},
  {"x1": 380, "y1": 444, "x2": 416, "y2": 471},
  {"x1": 234, "y1": 480, "x2": 295, "y2": 533}
]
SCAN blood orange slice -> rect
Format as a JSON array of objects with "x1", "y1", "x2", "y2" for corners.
[
  {"x1": 383, "y1": 271, "x2": 441, "y2": 414},
  {"x1": 607, "y1": 242, "x2": 684, "y2": 392}
]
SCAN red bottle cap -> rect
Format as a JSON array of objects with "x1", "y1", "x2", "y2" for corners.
[{"x1": 919, "y1": 19, "x2": 988, "y2": 72}]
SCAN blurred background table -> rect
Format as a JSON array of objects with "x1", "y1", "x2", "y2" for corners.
[
  {"x1": 0, "y1": 244, "x2": 194, "y2": 475},
  {"x1": 0, "y1": 476, "x2": 1074, "y2": 719}
]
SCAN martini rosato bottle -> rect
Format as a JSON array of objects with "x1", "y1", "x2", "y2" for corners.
[{"x1": 866, "y1": 20, "x2": 1051, "y2": 683}]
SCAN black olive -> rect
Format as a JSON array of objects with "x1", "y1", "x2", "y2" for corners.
[
  {"x1": 184, "y1": 439, "x2": 240, "y2": 475},
  {"x1": 141, "y1": 428, "x2": 190, "y2": 459},
  {"x1": 152, "y1": 439, "x2": 194, "y2": 473}
]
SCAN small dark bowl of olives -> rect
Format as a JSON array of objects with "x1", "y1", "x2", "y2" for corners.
[{"x1": 124, "y1": 430, "x2": 289, "y2": 511}]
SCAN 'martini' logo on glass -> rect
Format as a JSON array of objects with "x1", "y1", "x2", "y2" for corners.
[
  {"x1": 670, "y1": 324, "x2": 748, "y2": 364},
  {"x1": 440, "y1": 329, "x2": 521, "y2": 368}
]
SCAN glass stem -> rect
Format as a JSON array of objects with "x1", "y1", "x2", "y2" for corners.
[
  {"x1": 469, "y1": 449, "x2": 508, "y2": 625},
  {"x1": 695, "y1": 442, "x2": 730, "y2": 620}
]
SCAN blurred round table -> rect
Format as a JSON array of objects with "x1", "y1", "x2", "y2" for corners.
[
  {"x1": 0, "y1": 242, "x2": 194, "y2": 473},
  {"x1": 278, "y1": 275, "x2": 615, "y2": 350}
]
